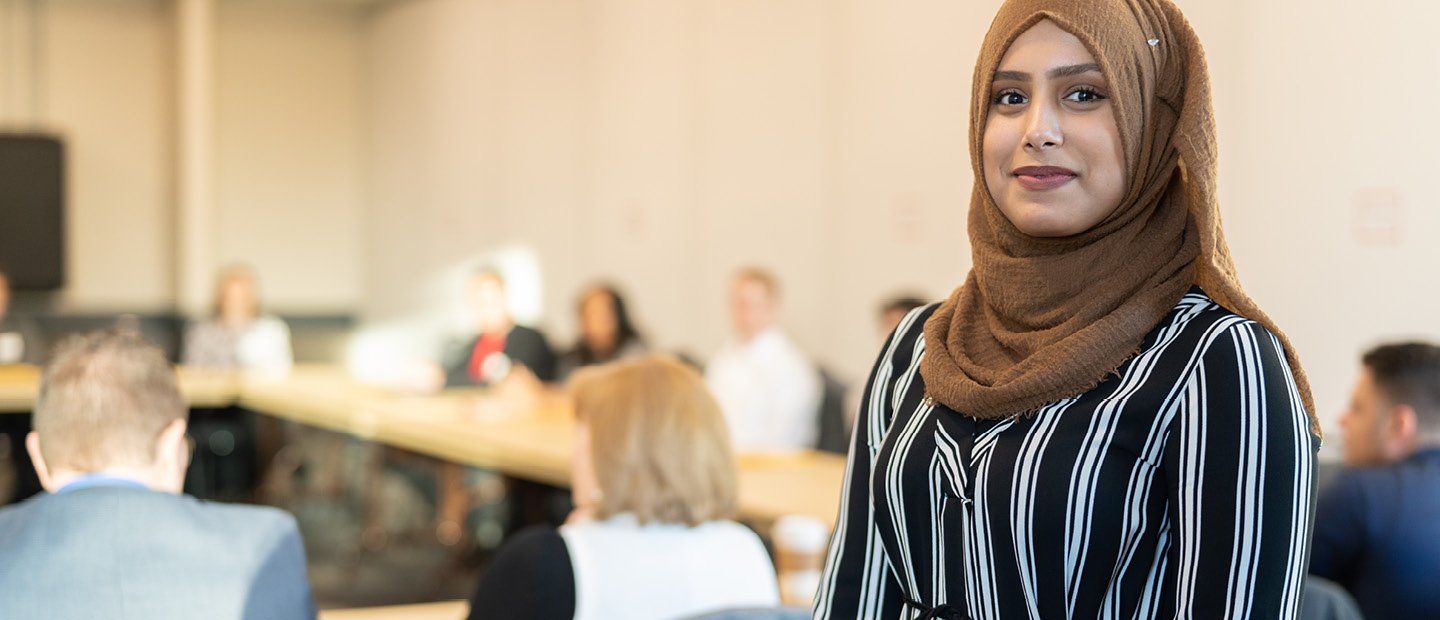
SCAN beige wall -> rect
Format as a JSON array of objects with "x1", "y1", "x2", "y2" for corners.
[
  {"x1": 216, "y1": 0, "x2": 366, "y2": 313},
  {"x1": 27, "y1": 0, "x2": 176, "y2": 311},
  {"x1": 365, "y1": 0, "x2": 1440, "y2": 446},
  {"x1": 5, "y1": 0, "x2": 1435, "y2": 442},
  {"x1": 0, "y1": 0, "x2": 366, "y2": 314}
]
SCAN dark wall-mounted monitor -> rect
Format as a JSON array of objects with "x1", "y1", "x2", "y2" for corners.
[{"x1": 0, "y1": 134, "x2": 66, "y2": 290}]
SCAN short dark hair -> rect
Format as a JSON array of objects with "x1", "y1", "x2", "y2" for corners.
[
  {"x1": 882, "y1": 295, "x2": 929, "y2": 317},
  {"x1": 1363, "y1": 342, "x2": 1440, "y2": 429}
]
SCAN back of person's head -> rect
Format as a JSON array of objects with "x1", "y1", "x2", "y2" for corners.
[
  {"x1": 34, "y1": 329, "x2": 187, "y2": 474},
  {"x1": 1363, "y1": 342, "x2": 1440, "y2": 433},
  {"x1": 570, "y1": 355, "x2": 736, "y2": 526}
]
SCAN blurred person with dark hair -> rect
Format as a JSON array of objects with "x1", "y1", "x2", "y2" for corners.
[
  {"x1": 705, "y1": 268, "x2": 821, "y2": 452},
  {"x1": 1311, "y1": 342, "x2": 1440, "y2": 619},
  {"x1": 878, "y1": 294, "x2": 928, "y2": 339},
  {"x1": 556, "y1": 283, "x2": 647, "y2": 381},
  {"x1": 443, "y1": 268, "x2": 557, "y2": 387},
  {"x1": 182, "y1": 265, "x2": 292, "y2": 374},
  {"x1": 467, "y1": 356, "x2": 779, "y2": 619},
  {"x1": 0, "y1": 266, "x2": 49, "y2": 504},
  {"x1": 0, "y1": 267, "x2": 45, "y2": 366},
  {"x1": 0, "y1": 330, "x2": 314, "y2": 620}
]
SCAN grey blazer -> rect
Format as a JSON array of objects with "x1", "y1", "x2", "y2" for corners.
[{"x1": 0, "y1": 485, "x2": 315, "y2": 620}]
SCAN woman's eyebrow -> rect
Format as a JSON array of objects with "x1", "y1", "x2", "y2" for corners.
[
  {"x1": 992, "y1": 63, "x2": 1103, "y2": 83},
  {"x1": 1048, "y1": 63, "x2": 1102, "y2": 79}
]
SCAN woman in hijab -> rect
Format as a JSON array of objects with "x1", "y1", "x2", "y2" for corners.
[{"x1": 814, "y1": 1, "x2": 1319, "y2": 618}]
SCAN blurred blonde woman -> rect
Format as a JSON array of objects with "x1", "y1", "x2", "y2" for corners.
[
  {"x1": 467, "y1": 355, "x2": 779, "y2": 620},
  {"x1": 182, "y1": 265, "x2": 292, "y2": 374}
]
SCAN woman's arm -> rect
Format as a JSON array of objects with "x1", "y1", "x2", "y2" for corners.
[
  {"x1": 812, "y1": 311, "x2": 930, "y2": 619},
  {"x1": 1164, "y1": 319, "x2": 1318, "y2": 619}
]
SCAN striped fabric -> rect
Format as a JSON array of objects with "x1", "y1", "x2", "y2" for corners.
[{"x1": 814, "y1": 289, "x2": 1318, "y2": 620}]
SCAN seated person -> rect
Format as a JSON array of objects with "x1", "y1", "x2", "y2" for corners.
[
  {"x1": 1311, "y1": 342, "x2": 1440, "y2": 618},
  {"x1": 705, "y1": 268, "x2": 821, "y2": 452},
  {"x1": 556, "y1": 283, "x2": 647, "y2": 381},
  {"x1": 0, "y1": 330, "x2": 314, "y2": 620},
  {"x1": 182, "y1": 265, "x2": 293, "y2": 374},
  {"x1": 0, "y1": 266, "x2": 45, "y2": 365},
  {"x1": 0, "y1": 267, "x2": 47, "y2": 502},
  {"x1": 467, "y1": 355, "x2": 780, "y2": 620},
  {"x1": 444, "y1": 268, "x2": 557, "y2": 386},
  {"x1": 878, "y1": 294, "x2": 928, "y2": 338}
]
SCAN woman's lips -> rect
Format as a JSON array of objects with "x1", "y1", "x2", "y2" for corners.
[{"x1": 1012, "y1": 165, "x2": 1077, "y2": 191}]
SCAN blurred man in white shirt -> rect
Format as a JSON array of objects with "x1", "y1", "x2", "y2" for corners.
[{"x1": 705, "y1": 268, "x2": 821, "y2": 453}]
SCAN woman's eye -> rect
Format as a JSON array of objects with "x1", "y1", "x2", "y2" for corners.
[
  {"x1": 993, "y1": 90, "x2": 1027, "y2": 106},
  {"x1": 1064, "y1": 87, "x2": 1107, "y2": 104}
]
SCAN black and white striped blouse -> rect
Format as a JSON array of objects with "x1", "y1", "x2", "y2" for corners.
[{"x1": 814, "y1": 288, "x2": 1318, "y2": 620}]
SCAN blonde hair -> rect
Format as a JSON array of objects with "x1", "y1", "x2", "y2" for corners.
[
  {"x1": 34, "y1": 330, "x2": 186, "y2": 472},
  {"x1": 211, "y1": 264, "x2": 261, "y2": 319},
  {"x1": 733, "y1": 266, "x2": 780, "y2": 300},
  {"x1": 570, "y1": 355, "x2": 737, "y2": 526}
]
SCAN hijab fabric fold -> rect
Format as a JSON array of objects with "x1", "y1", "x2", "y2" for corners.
[{"x1": 919, "y1": 0, "x2": 1319, "y2": 435}]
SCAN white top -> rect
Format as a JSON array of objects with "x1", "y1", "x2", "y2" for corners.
[
  {"x1": 560, "y1": 514, "x2": 780, "y2": 620},
  {"x1": 705, "y1": 327, "x2": 822, "y2": 452},
  {"x1": 183, "y1": 316, "x2": 293, "y2": 374}
]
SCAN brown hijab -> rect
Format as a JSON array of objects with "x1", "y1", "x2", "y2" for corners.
[{"x1": 919, "y1": 0, "x2": 1319, "y2": 435}]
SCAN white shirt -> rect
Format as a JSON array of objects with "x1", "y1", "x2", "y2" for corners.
[
  {"x1": 183, "y1": 316, "x2": 293, "y2": 375},
  {"x1": 561, "y1": 514, "x2": 779, "y2": 620},
  {"x1": 705, "y1": 327, "x2": 822, "y2": 452}
]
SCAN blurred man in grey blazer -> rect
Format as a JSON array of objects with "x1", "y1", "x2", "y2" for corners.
[{"x1": 0, "y1": 329, "x2": 315, "y2": 620}]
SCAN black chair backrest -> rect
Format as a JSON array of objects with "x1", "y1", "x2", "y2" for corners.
[{"x1": 814, "y1": 366, "x2": 850, "y2": 455}]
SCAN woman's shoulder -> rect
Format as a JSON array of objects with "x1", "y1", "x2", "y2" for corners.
[
  {"x1": 495, "y1": 524, "x2": 571, "y2": 569},
  {"x1": 888, "y1": 302, "x2": 943, "y2": 351},
  {"x1": 564, "y1": 516, "x2": 768, "y2": 553},
  {"x1": 1165, "y1": 287, "x2": 1282, "y2": 350},
  {"x1": 251, "y1": 315, "x2": 291, "y2": 333}
]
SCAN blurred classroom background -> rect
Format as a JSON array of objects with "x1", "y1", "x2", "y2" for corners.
[{"x1": 0, "y1": 0, "x2": 1436, "y2": 614}]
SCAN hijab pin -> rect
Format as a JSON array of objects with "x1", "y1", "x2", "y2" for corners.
[{"x1": 1147, "y1": 38, "x2": 1160, "y2": 47}]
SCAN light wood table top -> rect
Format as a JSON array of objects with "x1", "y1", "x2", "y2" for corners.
[
  {"x1": 0, "y1": 365, "x2": 41, "y2": 412},
  {"x1": 0, "y1": 365, "x2": 847, "y2": 526},
  {"x1": 319, "y1": 600, "x2": 467, "y2": 620},
  {"x1": 0, "y1": 365, "x2": 238, "y2": 412}
]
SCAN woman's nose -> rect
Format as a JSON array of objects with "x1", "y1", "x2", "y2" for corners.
[{"x1": 1023, "y1": 102, "x2": 1063, "y2": 150}]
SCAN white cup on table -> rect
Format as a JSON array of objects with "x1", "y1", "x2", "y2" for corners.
[
  {"x1": 0, "y1": 333, "x2": 24, "y2": 365},
  {"x1": 771, "y1": 514, "x2": 831, "y2": 606}
]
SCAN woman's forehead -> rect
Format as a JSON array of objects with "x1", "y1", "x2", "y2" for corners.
[{"x1": 996, "y1": 19, "x2": 1098, "y2": 74}]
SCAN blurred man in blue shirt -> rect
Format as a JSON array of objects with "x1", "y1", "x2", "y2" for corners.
[
  {"x1": 1311, "y1": 342, "x2": 1440, "y2": 619},
  {"x1": 0, "y1": 330, "x2": 315, "y2": 620}
]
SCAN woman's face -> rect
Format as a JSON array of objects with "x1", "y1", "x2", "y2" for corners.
[
  {"x1": 580, "y1": 290, "x2": 619, "y2": 351},
  {"x1": 982, "y1": 19, "x2": 1126, "y2": 238},
  {"x1": 219, "y1": 276, "x2": 256, "y2": 324}
]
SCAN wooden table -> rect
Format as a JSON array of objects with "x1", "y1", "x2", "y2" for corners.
[
  {"x1": 0, "y1": 364, "x2": 238, "y2": 412},
  {"x1": 0, "y1": 365, "x2": 846, "y2": 526},
  {"x1": 318, "y1": 600, "x2": 466, "y2": 620}
]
